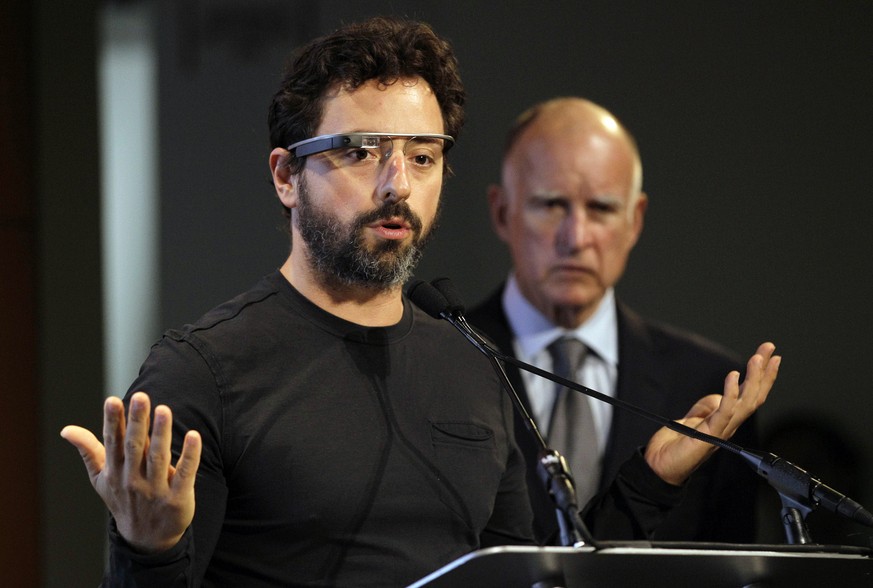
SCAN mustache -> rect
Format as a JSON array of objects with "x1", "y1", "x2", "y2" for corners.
[{"x1": 355, "y1": 201, "x2": 424, "y2": 235}]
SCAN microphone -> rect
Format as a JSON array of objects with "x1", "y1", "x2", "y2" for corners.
[
  {"x1": 408, "y1": 277, "x2": 873, "y2": 540},
  {"x1": 408, "y1": 279, "x2": 597, "y2": 548},
  {"x1": 414, "y1": 279, "x2": 738, "y2": 452},
  {"x1": 740, "y1": 449, "x2": 873, "y2": 529},
  {"x1": 429, "y1": 277, "x2": 466, "y2": 314},
  {"x1": 407, "y1": 279, "x2": 543, "y2": 446}
]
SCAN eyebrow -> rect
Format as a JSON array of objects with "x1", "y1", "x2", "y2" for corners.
[
  {"x1": 529, "y1": 191, "x2": 567, "y2": 199},
  {"x1": 528, "y1": 192, "x2": 626, "y2": 208},
  {"x1": 589, "y1": 194, "x2": 625, "y2": 208}
]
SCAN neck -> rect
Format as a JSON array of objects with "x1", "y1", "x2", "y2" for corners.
[
  {"x1": 542, "y1": 292, "x2": 610, "y2": 329},
  {"x1": 549, "y1": 304, "x2": 594, "y2": 330},
  {"x1": 279, "y1": 254, "x2": 405, "y2": 327}
]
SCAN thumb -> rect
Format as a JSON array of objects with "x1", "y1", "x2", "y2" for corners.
[{"x1": 60, "y1": 425, "x2": 107, "y2": 486}]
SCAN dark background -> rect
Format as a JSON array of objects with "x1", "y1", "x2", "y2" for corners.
[{"x1": 9, "y1": 1, "x2": 872, "y2": 585}]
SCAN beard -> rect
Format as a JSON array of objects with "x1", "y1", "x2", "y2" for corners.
[{"x1": 295, "y1": 175, "x2": 440, "y2": 291}]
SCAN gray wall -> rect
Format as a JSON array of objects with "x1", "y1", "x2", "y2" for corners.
[{"x1": 39, "y1": 0, "x2": 873, "y2": 584}]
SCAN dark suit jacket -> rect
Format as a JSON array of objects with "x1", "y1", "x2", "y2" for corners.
[{"x1": 467, "y1": 286, "x2": 759, "y2": 544}]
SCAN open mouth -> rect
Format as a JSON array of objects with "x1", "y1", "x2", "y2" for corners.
[{"x1": 370, "y1": 217, "x2": 412, "y2": 239}]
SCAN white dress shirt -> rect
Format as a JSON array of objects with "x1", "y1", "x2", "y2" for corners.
[{"x1": 501, "y1": 273, "x2": 619, "y2": 454}]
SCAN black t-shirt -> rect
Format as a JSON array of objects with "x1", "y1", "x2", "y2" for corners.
[{"x1": 108, "y1": 272, "x2": 533, "y2": 587}]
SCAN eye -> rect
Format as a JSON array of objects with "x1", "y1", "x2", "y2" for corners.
[
  {"x1": 410, "y1": 153, "x2": 436, "y2": 167},
  {"x1": 405, "y1": 140, "x2": 442, "y2": 169},
  {"x1": 345, "y1": 148, "x2": 378, "y2": 163},
  {"x1": 530, "y1": 196, "x2": 570, "y2": 212},
  {"x1": 587, "y1": 198, "x2": 621, "y2": 216}
]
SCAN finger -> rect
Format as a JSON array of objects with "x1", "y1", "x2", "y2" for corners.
[
  {"x1": 170, "y1": 430, "x2": 202, "y2": 494},
  {"x1": 723, "y1": 367, "x2": 742, "y2": 404},
  {"x1": 744, "y1": 351, "x2": 765, "y2": 385},
  {"x1": 742, "y1": 342, "x2": 774, "y2": 387},
  {"x1": 738, "y1": 345, "x2": 780, "y2": 409},
  {"x1": 726, "y1": 346, "x2": 778, "y2": 434},
  {"x1": 736, "y1": 350, "x2": 767, "y2": 406},
  {"x1": 741, "y1": 356, "x2": 778, "y2": 410},
  {"x1": 679, "y1": 394, "x2": 720, "y2": 421},
  {"x1": 754, "y1": 341, "x2": 776, "y2": 362},
  {"x1": 707, "y1": 371, "x2": 742, "y2": 437},
  {"x1": 757, "y1": 352, "x2": 781, "y2": 406},
  {"x1": 102, "y1": 396, "x2": 127, "y2": 474},
  {"x1": 60, "y1": 425, "x2": 107, "y2": 486},
  {"x1": 123, "y1": 392, "x2": 152, "y2": 481},
  {"x1": 146, "y1": 404, "x2": 173, "y2": 486}
]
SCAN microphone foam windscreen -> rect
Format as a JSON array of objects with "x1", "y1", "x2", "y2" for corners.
[
  {"x1": 429, "y1": 277, "x2": 466, "y2": 314},
  {"x1": 406, "y1": 280, "x2": 448, "y2": 318}
]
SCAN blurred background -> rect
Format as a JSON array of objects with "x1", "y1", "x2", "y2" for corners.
[{"x1": 3, "y1": 0, "x2": 872, "y2": 585}]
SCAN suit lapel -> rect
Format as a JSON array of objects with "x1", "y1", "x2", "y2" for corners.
[
  {"x1": 470, "y1": 290, "x2": 676, "y2": 541},
  {"x1": 601, "y1": 302, "x2": 669, "y2": 487}
]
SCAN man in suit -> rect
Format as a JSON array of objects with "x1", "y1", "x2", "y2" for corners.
[{"x1": 468, "y1": 97, "x2": 761, "y2": 544}]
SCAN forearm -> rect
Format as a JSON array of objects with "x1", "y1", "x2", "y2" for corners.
[
  {"x1": 583, "y1": 449, "x2": 686, "y2": 540},
  {"x1": 111, "y1": 335, "x2": 227, "y2": 584}
]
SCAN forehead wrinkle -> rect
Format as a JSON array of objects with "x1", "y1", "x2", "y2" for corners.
[{"x1": 528, "y1": 188, "x2": 566, "y2": 199}]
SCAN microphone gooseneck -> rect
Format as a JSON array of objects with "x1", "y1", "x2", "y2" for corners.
[
  {"x1": 408, "y1": 276, "x2": 873, "y2": 545},
  {"x1": 413, "y1": 278, "x2": 739, "y2": 454},
  {"x1": 409, "y1": 279, "x2": 596, "y2": 547}
]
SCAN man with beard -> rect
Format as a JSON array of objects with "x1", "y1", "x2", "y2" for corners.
[{"x1": 60, "y1": 17, "x2": 780, "y2": 588}]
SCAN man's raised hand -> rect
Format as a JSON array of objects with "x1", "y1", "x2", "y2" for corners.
[{"x1": 60, "y1": 391, "x2": 201, "y2": 553}]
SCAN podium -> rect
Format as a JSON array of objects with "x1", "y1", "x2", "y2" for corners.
[{"x1": 408, "y1": 542, "x2": 873, "y2": 587}]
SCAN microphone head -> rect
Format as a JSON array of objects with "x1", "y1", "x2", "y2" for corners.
[
  {"x1": 407, "y1": 280, "x2": 449, "y2": 318},
  {"x1": 429, "y1": 277, "x2": 466, "y2": 315}
]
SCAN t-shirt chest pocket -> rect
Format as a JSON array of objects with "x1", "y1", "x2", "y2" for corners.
[{"x1": 429, "y1": 421, "x2": 502, "y2": 530}]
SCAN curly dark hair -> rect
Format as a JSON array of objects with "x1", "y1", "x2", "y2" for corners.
[{"x1": 268, "y1": 15, "x2": 466, "y2": 177}]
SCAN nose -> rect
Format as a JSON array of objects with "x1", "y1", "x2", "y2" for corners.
[
  {"x1": 555, "y1": 208, "x2": 588, "y2": 255},
  {"x1": 377, "y1": 150, "x2": 412, "y2": 204}
]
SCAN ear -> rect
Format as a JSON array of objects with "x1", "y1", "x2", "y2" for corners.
[
  {"x1": 270, "y1": 148, "x2": 299, "y2": 209},
  {"x1": 628, "y1": 191, "x2": 648, "y2": 248},
  {"x1": 486, "y1": 183, "x2": 510, "y2": 242}
]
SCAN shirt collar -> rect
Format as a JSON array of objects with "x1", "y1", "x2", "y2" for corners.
[{"x1": 502, "y1": 273, "x2": 619, "y2": 366}]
